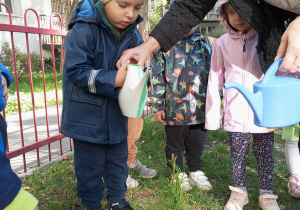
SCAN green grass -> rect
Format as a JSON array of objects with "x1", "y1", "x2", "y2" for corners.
[
  {"x1": 6, "y1": 73, "x2": 63, "y2": 115},
  {"x1": 22, "y1": 116, "x2": 300, "y2": 209}
]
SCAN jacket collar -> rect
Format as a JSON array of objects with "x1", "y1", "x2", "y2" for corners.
[
  {"x1": 178, "y1": 29, "x2": 202, "y2": 44},
  {"x1": 226, "y1": 22, "x2": 257, "y2": 40}
]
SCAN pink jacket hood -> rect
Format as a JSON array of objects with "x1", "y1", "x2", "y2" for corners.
[
  {"x1": 219, "y1": 0, "x2": 229, "y2": 16},
  {"x1": 205, "y1": 23, "x2": 269, "y2": 133}
]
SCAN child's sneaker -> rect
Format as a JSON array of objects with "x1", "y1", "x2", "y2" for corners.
[
  {"x1": 224, "y1": 186, "x2": 249, "y2": 210},
  {"x1": 109, "y1": 199, "x2": 133, "y2": 210},
  {"x1": 288, "y1": 176, "x2": 300, "y2": 198},
  {"x1": 258, "y1": 194, "x2": 280, "y2": 210},
  {"x1": 128, "y1": 159, "x2": 157, "y2": 178},
  {"x1": 188, "y1": 170, "x2": 212, "y2": 190},
  {"x1": 173, "y1": 172, "x2": 192, "y2": 191},
  {"x1": 126, "y1": 175, "x2": 139, "y2": 188}
]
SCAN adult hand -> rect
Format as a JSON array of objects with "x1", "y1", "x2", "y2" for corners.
[
  {"x1": 114, "y1": 60, "x2": 130, "y2": 88},
  {"x1": 154, "y1": 110, "x2": 165, "y2": 125},
  {"x1": 116, "y1": 36, "x2": 161, "y2": 69},
  {"x1": 275, "y1": 16, "x2": 300, "y2": 73},
  {"x1": 1, "y1": 74, "x2": 8, "y2": 101}
]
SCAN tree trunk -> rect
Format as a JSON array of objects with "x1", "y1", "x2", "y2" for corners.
[
  {"x1": 138, "y1": 0, "x2": 149, "y2": 39},
  {"x1": 59, "y1": 0, "x2": 79, "y2": 73},
  {"x1": 52, "y1": 0, "x2": 80, "y2": 73}
]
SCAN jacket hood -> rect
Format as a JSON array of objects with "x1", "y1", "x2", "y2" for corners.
[
  {"x1": 182, "y1": 28, "x2": 202, "y2": 42},
  {"x1": 219, "y1": 0, "x2": 229, "y2": 16}
]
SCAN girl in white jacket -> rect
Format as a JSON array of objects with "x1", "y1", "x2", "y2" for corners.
[{"x1": 205, "y1": 1, "x2": 279, "y2": 209}]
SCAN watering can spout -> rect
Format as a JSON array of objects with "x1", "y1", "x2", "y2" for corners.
[
  {"x1": 223, "y1": 82, "x2": 263, "y2": 124},
  {"x1": 128, "y1": 67, "x2": 150, "y2": 92},
  {"x1": 137, "y1": 68, "x2": 150, "y2": 90}
]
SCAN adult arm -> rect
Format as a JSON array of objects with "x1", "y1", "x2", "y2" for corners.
[
  {"x1": 117, "y1": 0, "x2": 217, "y2": 68},
  {"x1": 150, "y1": 0, "x2": 217, "y2": 52},
  {"x1": 275, "y1": 16, "x2": 300, "y2": 73}
]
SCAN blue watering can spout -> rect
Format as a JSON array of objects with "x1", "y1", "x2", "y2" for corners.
[{"x1": 223, "y1": 82, "x2": 263, "y2": 124}]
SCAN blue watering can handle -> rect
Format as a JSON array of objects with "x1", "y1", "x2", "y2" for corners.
[{"x1": 261, "y1": 58, "x2": 283, "y2": 84}]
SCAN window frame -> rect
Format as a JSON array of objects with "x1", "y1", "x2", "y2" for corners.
[{"x1": 0, "y1": 0, "x2": 14, "y2": 14}]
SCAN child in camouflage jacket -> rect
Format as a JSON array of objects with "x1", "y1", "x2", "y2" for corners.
[{"x1": 148, "y1": 27, "x2": 212, "y2": 191}]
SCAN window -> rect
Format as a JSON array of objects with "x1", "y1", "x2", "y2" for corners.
[{"x1": 0, "y1": 0, "x2": 13, "y2": 14}]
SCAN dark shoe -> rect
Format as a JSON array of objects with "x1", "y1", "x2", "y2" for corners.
[{"x1": 109, "y1": 199, "x2": 133, "y2": 210}]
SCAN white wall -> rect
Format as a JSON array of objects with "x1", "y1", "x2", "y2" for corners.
[{"x1": 0, "y1": 0, "x2": 54, "y2": 57}]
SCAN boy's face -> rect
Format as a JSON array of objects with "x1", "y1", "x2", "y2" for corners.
[
  {"x1": 225, "y1": 4, "x2": 251, "y2": 32},
  {"x1": 104, "y1": 0, "x2": 144, "y2": 34}
]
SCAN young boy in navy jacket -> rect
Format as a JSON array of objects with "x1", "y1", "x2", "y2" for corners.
[
  {"x1": 60, "y1": 0, "x2": 145, "y2": 209},
  {"x1": 0, "y1": 62, "x2": 39, "y2": 210}
]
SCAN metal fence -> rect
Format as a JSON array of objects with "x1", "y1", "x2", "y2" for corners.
[{"x1": 0, "y1": 3, "x2": 68, "y2": 173}]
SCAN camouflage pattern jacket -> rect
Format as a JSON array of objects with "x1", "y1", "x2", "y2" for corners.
[{"x1": 148, "y1": 30, "x2": 211, "y2": 126}]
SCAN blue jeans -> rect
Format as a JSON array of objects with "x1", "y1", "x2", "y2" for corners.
[{"x1": 73, "y1": 139, "x2": 128, "y2": 209}]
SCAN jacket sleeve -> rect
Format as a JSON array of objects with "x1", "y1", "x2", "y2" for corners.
[
  {"x1": 0, "y1": 62, "x2": 13, "y2": 88},
  {"x1": 150, "y1": 0, "x2": 217, "y2": 52},
  {"x1": 148, "y1": 50, "x2": 166, "y2": 112},
  {"x1": 204, "y1": 41, "x2": 212, "y2": 85},
  {"x1": 205, "y1": 42, "x2": 224, "y2": 130},
  {"x1": 63, "y1": 23, "x2": 118, "y2": 99}
]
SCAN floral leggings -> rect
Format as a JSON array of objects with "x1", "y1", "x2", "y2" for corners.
[{"x1": 228, "y1": 132, "x2": 275, "y2": 191}]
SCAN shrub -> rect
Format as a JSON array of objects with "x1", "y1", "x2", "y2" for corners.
[
  {"x1": 149, "y1": 0, "x2": 169, "y2": 31},
  {"x1": 0, "y1": 42, "x2": 61, "y2": 76}
]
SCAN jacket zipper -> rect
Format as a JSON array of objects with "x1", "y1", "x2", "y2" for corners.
[{"x1": 242, "y1": 37, "x2": 249, "y2": 132}]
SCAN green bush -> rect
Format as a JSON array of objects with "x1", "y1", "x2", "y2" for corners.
[
  {"x1": 149, "y1": 0, "x2": 169, "y2": 31},
  {"x1": 0, "y1": 42, "x2": 61, "y2": 76}
]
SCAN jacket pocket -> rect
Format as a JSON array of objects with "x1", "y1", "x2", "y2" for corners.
[{"x1": 68, "y1": 85, "x2": 103, "y2": 128}]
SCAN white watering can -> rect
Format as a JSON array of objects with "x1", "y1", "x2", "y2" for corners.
[{"x1": 118, "y1": 64, "x2": 150, "y2": 118}]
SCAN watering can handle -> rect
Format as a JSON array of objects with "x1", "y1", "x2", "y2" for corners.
[{"x1": 261, "y1": 58, "x2": 283, "y2": 84}]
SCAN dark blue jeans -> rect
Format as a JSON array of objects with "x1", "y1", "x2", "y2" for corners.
[{"x1": 73, "y1": 139, "x2": 128, "y2": 209}]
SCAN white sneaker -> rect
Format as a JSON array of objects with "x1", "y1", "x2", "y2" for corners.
[
  {"x1": 224, "y1": 186, "x2": 249, "y2": 210},
  {"x1": 189, "y1": 170, "x2": 212, "y2": 190},
  {"x1": 173, "y1": 172, "x2": 192, "y2": 191},
  {"x1": 126, "y1": 175, "x2": 139, "y2": 188}
]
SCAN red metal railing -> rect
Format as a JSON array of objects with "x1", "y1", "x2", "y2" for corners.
[{"x1": 0, "y1": 3, "x2": 68, "y2": 173}]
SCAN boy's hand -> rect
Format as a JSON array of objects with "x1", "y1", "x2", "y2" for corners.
[
  {"x1": 154, "y1": 110, "x2": 165, "y2": 124},
  {"x1": 114, "y1": 60, "x2": 130, "y2": 88},
  {"x1": 1, "y1": 74, "x2": 8, "y2": 100}
]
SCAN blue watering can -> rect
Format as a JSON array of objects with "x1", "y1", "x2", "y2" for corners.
[{"x1": 223, "y1": 58, "x2": 300, "y2": 128}]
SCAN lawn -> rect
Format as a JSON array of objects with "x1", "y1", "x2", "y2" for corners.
[
  {"x1": 22, "y1": 116, "x2": 300, "y2": 209},
  {"x1": 6, "y1": 73, "x2": 63, "y2": 116}
]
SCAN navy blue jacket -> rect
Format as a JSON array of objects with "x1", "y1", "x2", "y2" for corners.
[{"x1": 60, "y1": 0, "x2": 144, "y2": 144}]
